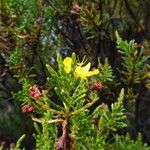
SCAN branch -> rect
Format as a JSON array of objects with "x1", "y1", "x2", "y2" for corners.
[{"x1": 123, "y1": 0, "x2": 143, "y2": 30}]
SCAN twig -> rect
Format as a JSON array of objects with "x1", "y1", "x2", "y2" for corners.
[
  {"x1": 123, "y1": 0, "x2": 143, "y2": 31},
  {"x1": 70, "y1": 97, "x2": 99, "y2": 116}
]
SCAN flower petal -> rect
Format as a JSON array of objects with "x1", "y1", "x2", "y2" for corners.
[
  {"x1": 63, "y1": 57, "x2": 72, "y2": 66},
  {"x1": 87, "y1": 69, "x2": 99, "y2": 77},
  {"x1": 74, "y1": 61, "x2": 99, "y2": 79},
  {"x1": 64, "y1": 66, "x2": 71, "y2": 74},
  {"x1": 82, "y1": 62, "x2": 91, "y2": 71},
  {"x1": 63, "y1": 57, "x2": 72, "y2": 74}
]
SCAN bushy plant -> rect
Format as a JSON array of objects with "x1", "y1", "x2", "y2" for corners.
[
  {"x1": 0, "y1": 0, "x2": 149, "y2": 149},
  {"x1": 12, "y1": 37, "x2": 149, "y2": 149}
]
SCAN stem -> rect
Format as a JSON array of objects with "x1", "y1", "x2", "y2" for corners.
[
  {"x1": 123, "y1": 0, "x2": 143, "y2": 30},
  {"x1": 35, "y1": 99, "x2": 65, "y2": 115},
  {"x1": 47, "y1": 119, "x2": 64, "y2": 124},
  {"x1": 31, "y1": 115, "x2": 64, "y2": 124},
  {"x1": 70, "y1": 97, "x2": 99, "y2": 116}
]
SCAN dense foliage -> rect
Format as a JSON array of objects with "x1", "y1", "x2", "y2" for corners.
[{"x1": 0, "y1": 0, "x2": 149, "y2": 149}]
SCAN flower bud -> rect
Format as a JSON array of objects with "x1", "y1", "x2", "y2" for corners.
[
  {"x1": 85, "y1": 2, "x2": 91, "y2": 10},
  {"x1": 22, "y1": 104, "x2": 35, "y2": 113},
  {"x1": 29, "y1": 86, "x2": 41, "y2": 99},
  {"x1": 99, "y1": 102, "x2": 107, "y2": 110},
  {"x1": 70, "y1": 4, "x2": 81, "y2": 14},
  {"x1": 10, "y1": 143, "x2": 15, "y2": 149},
  {"x1": 91, "y1": 82, "x2": 103, "y2": 91},
  {"x1": 14, "y1": 64, "x2": 22, "y2": 69},
  {"x1": 134, "y1": 43, "x2": 141, "y2": 49}
]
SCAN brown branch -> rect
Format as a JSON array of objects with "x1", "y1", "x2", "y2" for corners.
[
  {"x1": 29, "y1": 0, "x2": 45, "y2": 67},
  {"x1": 123, "y1": 0, "x2": 143, "y2": 31}
]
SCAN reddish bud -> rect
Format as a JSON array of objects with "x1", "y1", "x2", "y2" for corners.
[
  {"x1": 29, "y1": 86, "x2": 41, "y2": 99},
  {"x1": 14, "y1": 64, "x2": 22, "y2": 69},
  {"x1": 22, "y1": 104, "x2": 35, "y2": 113},
  {"x1": 70, "y1": 4, "x2": 81, "y2": 14},
  {"x1": 99, "y1": 102, "x2": 107, "y2": 110},
  {"x1": 10, "y1": 143, "x2": 15, "y2": 149},
  {"x1": 85, "y1": 2, "x2": 91, "y2": 10},
  {"x1": 134, "y1": 43, "x2": 141, "y2": 49},
  {"x1": 92, "y1": 82, "x2": 103, "y2": 91}
]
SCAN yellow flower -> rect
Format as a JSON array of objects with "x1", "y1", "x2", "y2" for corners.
[
  {"x1": 74, "y1": 62, "x2": 99, "y2": 79},
  {"x1": 63, "y1": 57, "x2": 72, "y2": 74},
  {"x1": 63, "y1": 56, "x2": 99, "y2": 79}
]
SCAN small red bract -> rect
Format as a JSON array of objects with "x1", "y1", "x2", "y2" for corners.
[
  {"x1": 99, "y1": 102, "x2": 107, "y2": 110},
  {"x1": 92, "y1": 82, "x2": 103, "y2": 91},
  {"x1": 22, "y1": 104, "x2": 35, "y2": 113},
  {"x1": 29, "y1": 85, "x2": 41, "y2": 99},
  {"x1": 9, "y1": 143, "x2": 15, "y2": 148},
  {"x1": 14, "y1": 63, "x2": 22, "y2": 69},
  {"x1": 85, "y1": 2, "x2": 91, "y2": 10},
  {"x1": 134, "y1": 43, "x2": 141, "y2": 49},
  {"x1": 70, "y1": 4, "x2": 81, "y2": 14}
]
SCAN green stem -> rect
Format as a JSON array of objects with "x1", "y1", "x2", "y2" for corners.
[
  {"x1": 70, "y1": 98, "x2": 99, "y2": 116},
  {"x1": 35, "y1": 99, "x2": 65, "y2": 115}
]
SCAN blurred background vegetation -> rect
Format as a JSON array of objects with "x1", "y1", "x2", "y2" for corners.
[{"x1": 0, "y1": 0, "x2": 149, "y2": 149}]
